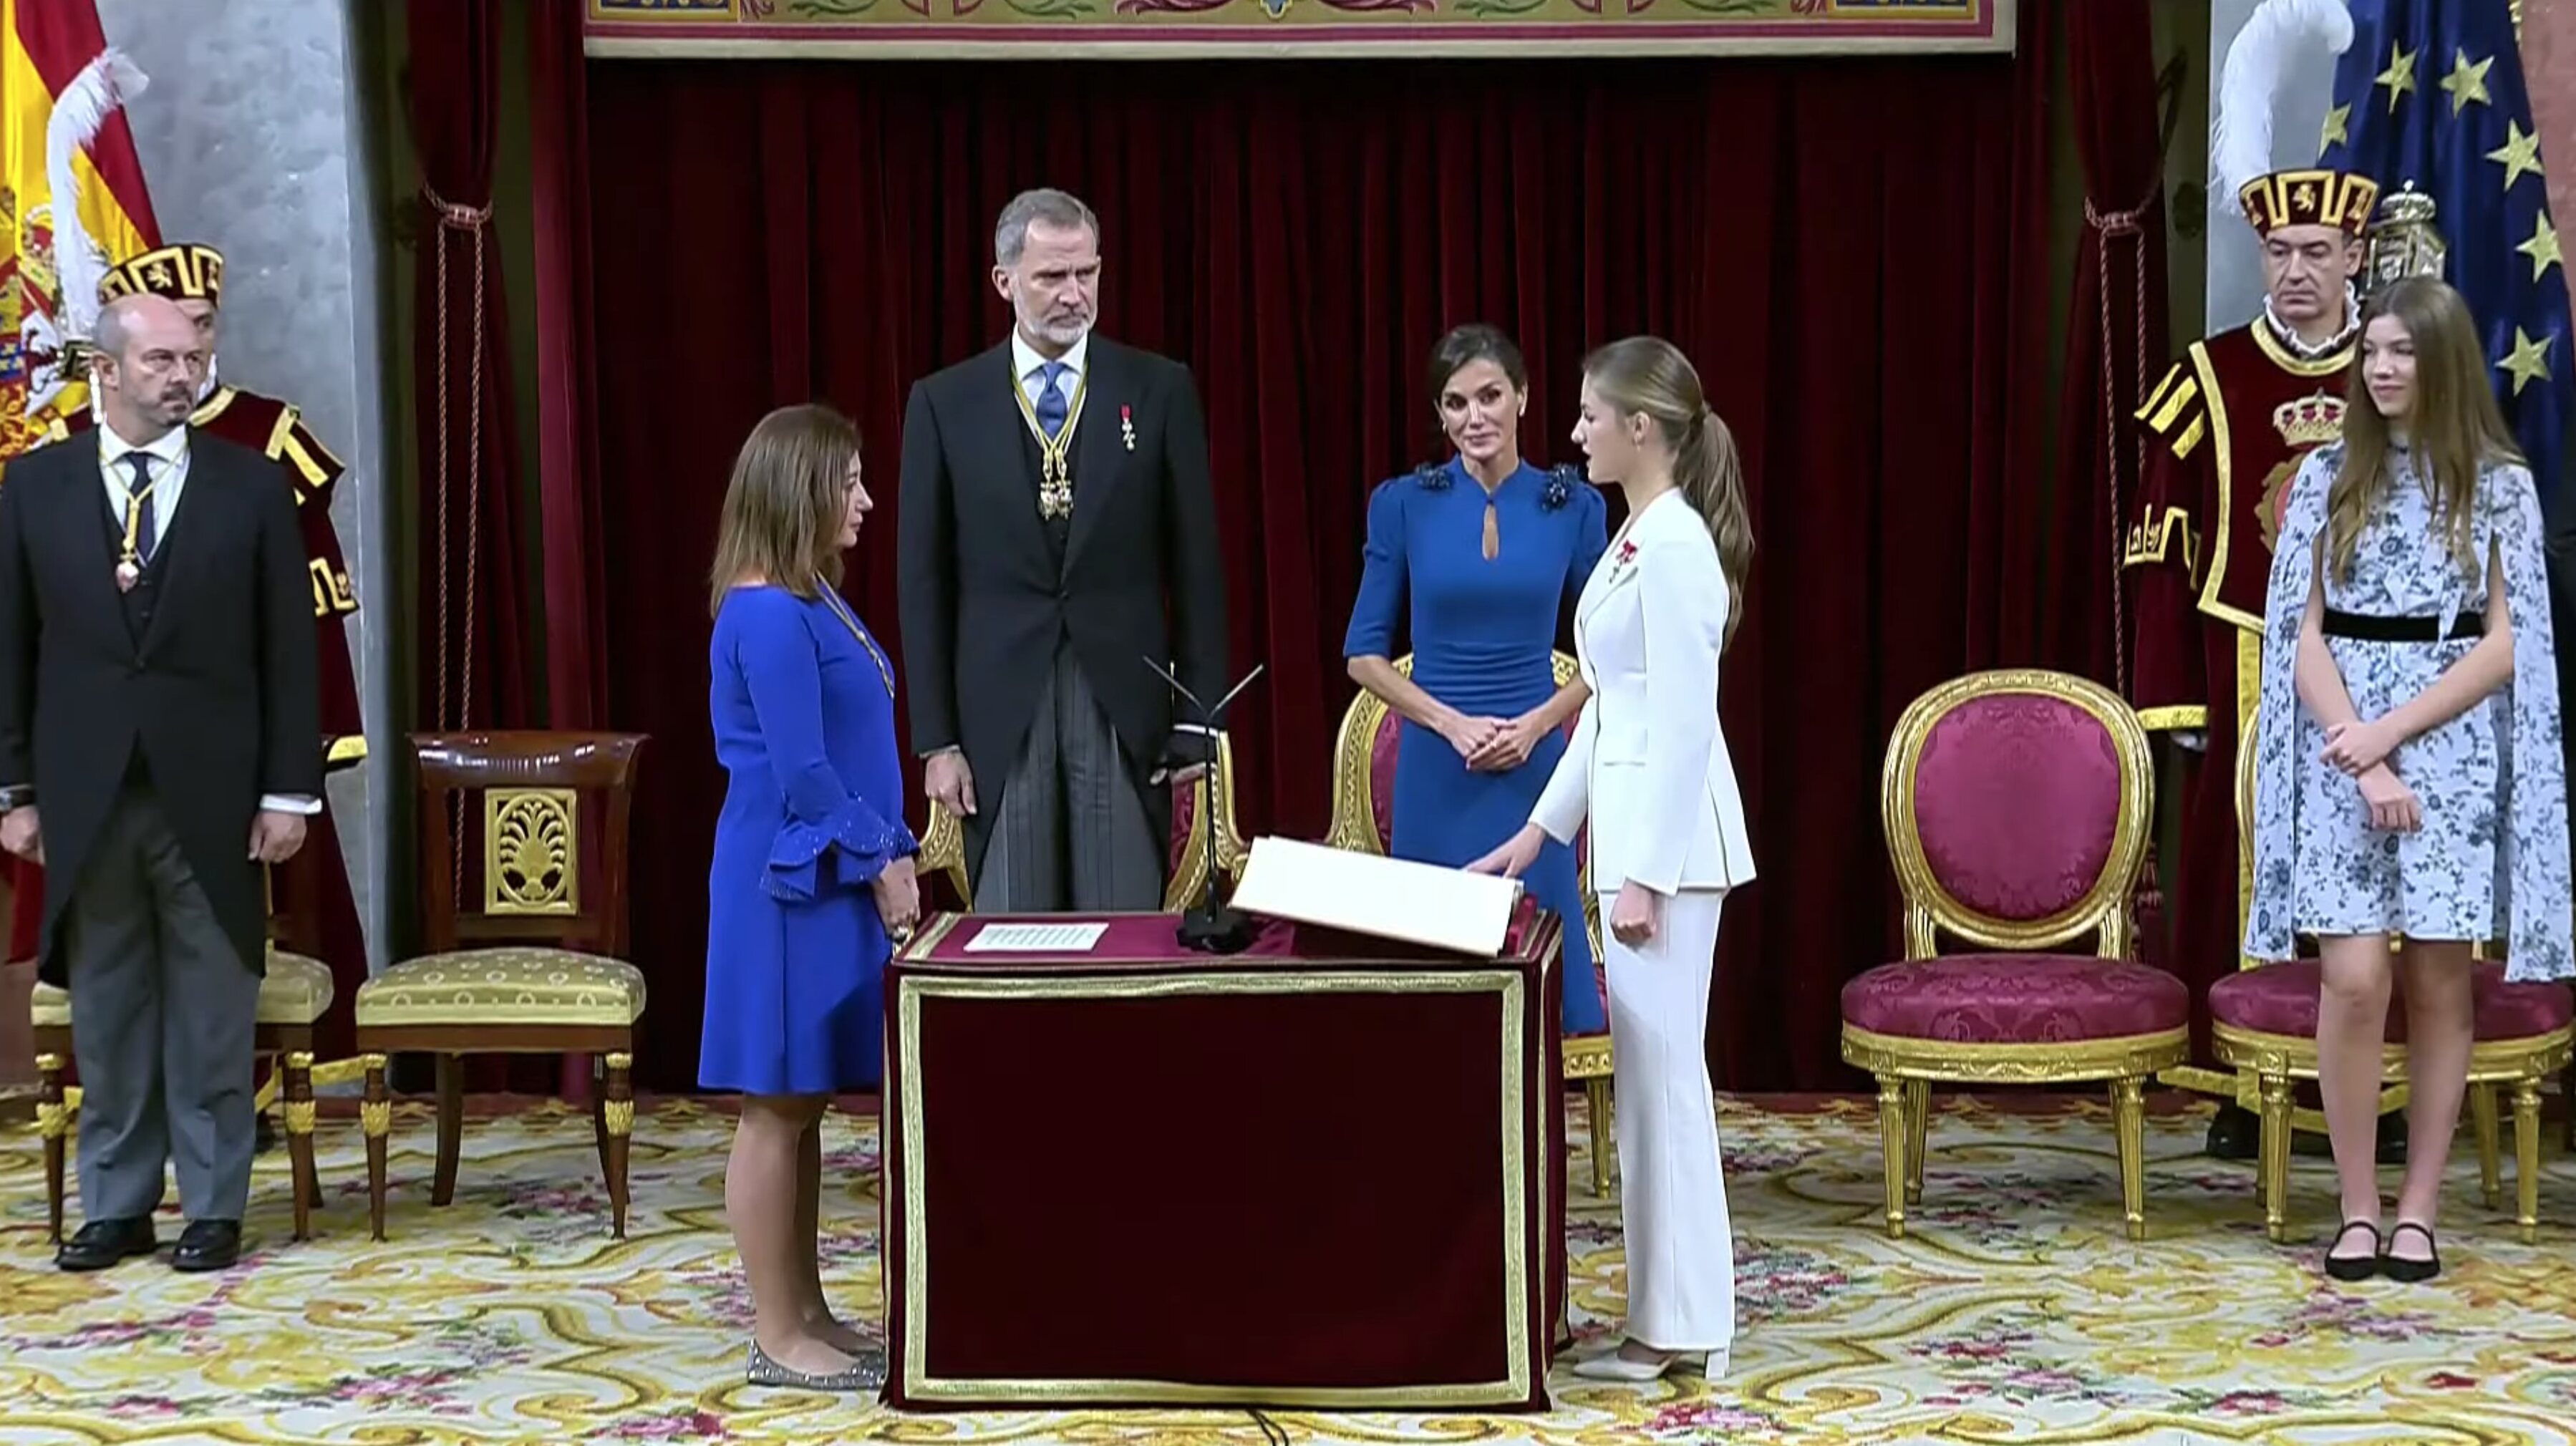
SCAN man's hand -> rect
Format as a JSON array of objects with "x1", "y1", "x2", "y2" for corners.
[
  {"x1": 1, "y1": 805, "x2": 40, "y2": 864},
  {"x1": 248, "y1": 810, "x2": 308, "y2": 864},
  {"x1": 926, "y1": 751, "x2": 977, "y2": 818}
]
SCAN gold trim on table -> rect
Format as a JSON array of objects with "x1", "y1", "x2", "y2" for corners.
[
  {"x1": 891, "y1": 965, "x2": 1535, "y2": 1407},
  {"x1": 580, "y1": 0, "x2": 2013, "y2": 60}
]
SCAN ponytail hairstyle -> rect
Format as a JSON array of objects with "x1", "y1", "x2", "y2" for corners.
[{"x1": 1581, "y1": 336, "x2": 1754, "y2": 649}]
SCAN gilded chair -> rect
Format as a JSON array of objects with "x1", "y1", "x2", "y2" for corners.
[
  {"x1": 912, "y1": 732, "x2": 1250, "y2": 913},
  {"x1": 352, "y1": 732, "x2": 648, "y2": 1241},
  {"x1": 1325, "y1": 653, "x2": 1617, "y2": 1197},
  {"x1": 1840, "y1": 669, "x2": 2188, "y2": 1241},
  {"x1": 32, "y1": 860, "x2": 334, "y2": 1242},
  {"x1": 1164, "y1": 730, "x2": 1253, "y2": 913},
  {"x1": 917, "y1": 805, "x2": 974, "y2": 908},
  {"x1": 2208, "y1": 720, "x2": 2573, "y2": 1243}
]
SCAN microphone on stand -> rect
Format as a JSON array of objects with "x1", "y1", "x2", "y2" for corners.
[{"x1": 1145, "y1": 659, "x2": 1265, "y2": 954}]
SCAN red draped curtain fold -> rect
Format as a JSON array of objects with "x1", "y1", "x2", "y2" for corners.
[
  {"x1": 2063, "y1": 0, "x2": 2174, "y2": 699},
  {"x1": 407, "y1": 0, "x2": 531, "y2": 735},
  {"x1": 579, "y1": 27, "x2": 2078, "y2": 1094}
]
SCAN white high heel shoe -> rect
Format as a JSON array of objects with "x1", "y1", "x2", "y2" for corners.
[{"x1": 1571, "y1": 1343, "x2": 1728, "y2": 1382}]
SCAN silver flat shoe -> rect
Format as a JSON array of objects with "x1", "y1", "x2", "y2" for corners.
[{"x1": 746, "y1": 1339, "x2": 887, "y2": 1392}]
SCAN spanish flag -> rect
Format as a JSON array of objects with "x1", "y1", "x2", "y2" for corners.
[
  {"x1": 1, "y1": 0, "x2": 158, "y2": 460},
  {"x1": 1, "y1": 0, "x2": 158, "y2": 964}
]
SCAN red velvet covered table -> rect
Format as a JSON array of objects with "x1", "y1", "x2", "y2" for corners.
[{"x1": 882, "y1": 911, "x2": 1564, "y2": 1412}]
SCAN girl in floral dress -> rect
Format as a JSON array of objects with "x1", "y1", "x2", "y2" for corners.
[{"x1": 2244, "y1": 277, "x2": 2570, "y2": 1284}]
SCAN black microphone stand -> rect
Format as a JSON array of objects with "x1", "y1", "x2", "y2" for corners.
[{"x1": 1145, "y1": 659, "x2": 1265, "y2": 954}]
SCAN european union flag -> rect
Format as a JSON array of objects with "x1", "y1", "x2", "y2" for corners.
[{"x1": 2321, "y1": 0, "x2": 2570, "y2": 500}]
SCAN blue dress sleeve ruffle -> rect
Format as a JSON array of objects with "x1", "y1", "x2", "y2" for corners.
[{"x1": 766, "y1": 797, "x2": 919, "y2": 903}]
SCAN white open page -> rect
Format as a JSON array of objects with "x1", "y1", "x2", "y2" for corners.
[{"x1": 1228, "y1": 836, "x2": 1521, "y2": 957}]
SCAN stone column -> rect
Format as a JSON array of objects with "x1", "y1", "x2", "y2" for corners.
[{"x1": 95, "y1": 0, "x2": 395, "y2": 973}]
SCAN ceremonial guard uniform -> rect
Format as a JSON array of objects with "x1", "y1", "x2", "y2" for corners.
[
  {"x1": 2123, "y1": 170, "x2": 2375, "y2": 1133},
  {"x1": 10, "y1": 243, "x2": 368, "y2": 1057}
]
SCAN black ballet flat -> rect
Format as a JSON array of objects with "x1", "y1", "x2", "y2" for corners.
[
  {"x1": 2323, "y1": 1219, "x2": 2382, "y2": 1282},
  {"x1": 2381, "y1": 1221, "x2": 2441, "y2": 1283}
]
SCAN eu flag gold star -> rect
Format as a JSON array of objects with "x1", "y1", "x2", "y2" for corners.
[
  {"x1": 2489, "y1": 120, "x2": 2544, "y2": 191},
  {"x1": 2320, "y1": 102, "x2": 2352, "y2": 152},
  {"x1": 2377, "y1": 41, "x2": 2419, "y2": 113},
  {"x1": 2522, "y1": 212, "x2": 2565, "y2": 281},
  {"x1": 2497, "y1": 326, "x2": 2555, "y2": 397},
  {"x1": 2441, "y1": 49, "x2": 2494, "y2": 115}
]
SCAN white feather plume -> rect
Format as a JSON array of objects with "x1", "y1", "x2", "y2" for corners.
[
  {"x1": 2211, "y1": 0, "x2": 2353, "y2": 216},
  {"x1": 44, "y1": 47, "x2": 150, "y2": 344}
]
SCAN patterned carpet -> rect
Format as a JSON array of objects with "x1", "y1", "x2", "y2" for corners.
[{"x1": 2, "y1": 1094, "x2": 2573, "y2": 1445}]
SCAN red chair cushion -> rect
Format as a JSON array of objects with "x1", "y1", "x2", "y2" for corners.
[
  {"x1": 1369, "y1": 709, "x2": 1400, "y2": 850},
  {"x1": 2209, "y1": 960, "x2": 2575, "y2": 1043},
  {"x1": 1841, "y1": 955, "x2": 2189, "y2": 1044},
  {"x1": 1909, "y1": 694, "x2": 2124, "y2": 923},
  {"x1": 1168, "y1": 784, "x2": 1196, "y2": 875}
]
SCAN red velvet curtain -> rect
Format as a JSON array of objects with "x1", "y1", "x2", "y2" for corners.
[
  {"x1": 583, "y1": 32, "x2": 2071, "y2": 1094},
  {"x1": 530, "y1": 1, "x2": 609, "y2": 732},
  {"x1": 408, "y1": 0, "x2": 530, "y2": 737},
  {"x1": 2063, "y1": 0, "x2": 2173, "y2": 699}
]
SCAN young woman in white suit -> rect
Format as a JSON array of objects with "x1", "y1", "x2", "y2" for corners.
[{"x1": 1470, "y1": 335, "x2": 1754, "y2": 1383}]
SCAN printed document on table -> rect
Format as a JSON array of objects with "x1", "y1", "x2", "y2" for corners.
[{"x1": 964, "y1": 922, "x2": 1110, "y2": 953}]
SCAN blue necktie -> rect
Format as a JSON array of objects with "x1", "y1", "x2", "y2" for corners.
[
  {"x1": 1033, "y1": 361, "x2": 1069, "y2": 440},
  {"x1": 125, "y1": 452, "x2": 157, "y2": 561}
]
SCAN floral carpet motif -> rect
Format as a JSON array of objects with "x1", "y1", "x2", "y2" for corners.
[{"x1": 4, "y1": 1095, "x2": 2573, "y2": 1445}]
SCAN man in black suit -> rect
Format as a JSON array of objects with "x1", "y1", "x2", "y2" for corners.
[
  {"x1": 0, "y1": 293, "x2": 321, "y2": 1273},
  {"x1": 898, "y1": 188, "x2": 1229, "y2": 911}
]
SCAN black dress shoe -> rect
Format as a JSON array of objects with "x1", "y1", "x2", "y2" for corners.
[
  {"x1": 2374, "y1": 1110, "x2": 2409, "y2": 1165},
  {"x1": 171, "y1": 1219, "x2": 242, "y2": 1272},
  {"x1": 57, "y1": 1217, "x2": 158, "y2": 1272},
  {"x1": 2204, "y1": 1102, "x2": 2260, "y2": 1160}
]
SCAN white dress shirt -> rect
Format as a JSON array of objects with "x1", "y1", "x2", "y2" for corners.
[
  {"x1": 1009, "y1": 327, "x2": 1090, "y2": 407},
  {"x1": 97, "y1": 421, "x2": 320, "y2": 818}
]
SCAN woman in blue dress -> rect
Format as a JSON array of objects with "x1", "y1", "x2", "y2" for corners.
[
  {"x1": 1344, "y1": 325, "x2": 1607, "y2": 1034},
  {"x1": 704, "y1": 404, "x2": 919, "y2": 1392}
]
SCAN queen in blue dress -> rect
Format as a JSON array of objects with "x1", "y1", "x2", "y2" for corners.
[
  {"x1": 703, "y1": 404, "x2": 918, "y2": 1394},
  {"x1": 1344, "y1": 325, "x2": 1607, "y2": 1034}
]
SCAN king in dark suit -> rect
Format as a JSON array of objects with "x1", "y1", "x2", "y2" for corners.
[
  {"x1": 897, "y1": 188, "x2": 1229, "y2": 912},
  {"x1": 0, "y1": 294, "x2": 321, "y2": 1273}
]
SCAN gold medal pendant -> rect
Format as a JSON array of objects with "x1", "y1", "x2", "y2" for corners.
[
  {"x1": 115, "y1": 559, "x2": 140, "y2": 593},
  {"x1": 1014, "y1": 369, "x2": 1087, "y2": 523}
]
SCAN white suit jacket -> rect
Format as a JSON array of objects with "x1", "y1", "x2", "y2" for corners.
[{"x1": 1531, "y1": 489, "x2": 1754, "y2": 895}]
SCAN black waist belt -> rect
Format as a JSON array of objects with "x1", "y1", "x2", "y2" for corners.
[{"x1": 2322, "y1": 608, "x2": 2481, "y2": 643}]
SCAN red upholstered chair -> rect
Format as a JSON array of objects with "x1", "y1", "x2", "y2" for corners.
[
  {"x1": 1841, "y1": 669, "x2": 2188, "y2": 1241},
  {"x1": 2209, "y1": 720, "x2": 2574, "y2": 1243},
  {"x1": 1326, "y1": 653, "x2": 1617, "y2": 1197},
  {"x1": 914, "y1": 734, "x2": 1248, "y2": 913}
]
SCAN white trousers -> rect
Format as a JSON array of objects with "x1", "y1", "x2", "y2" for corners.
[{"x1": 1603, "y1": 887, "x2": 1735, "y2": 1352}]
